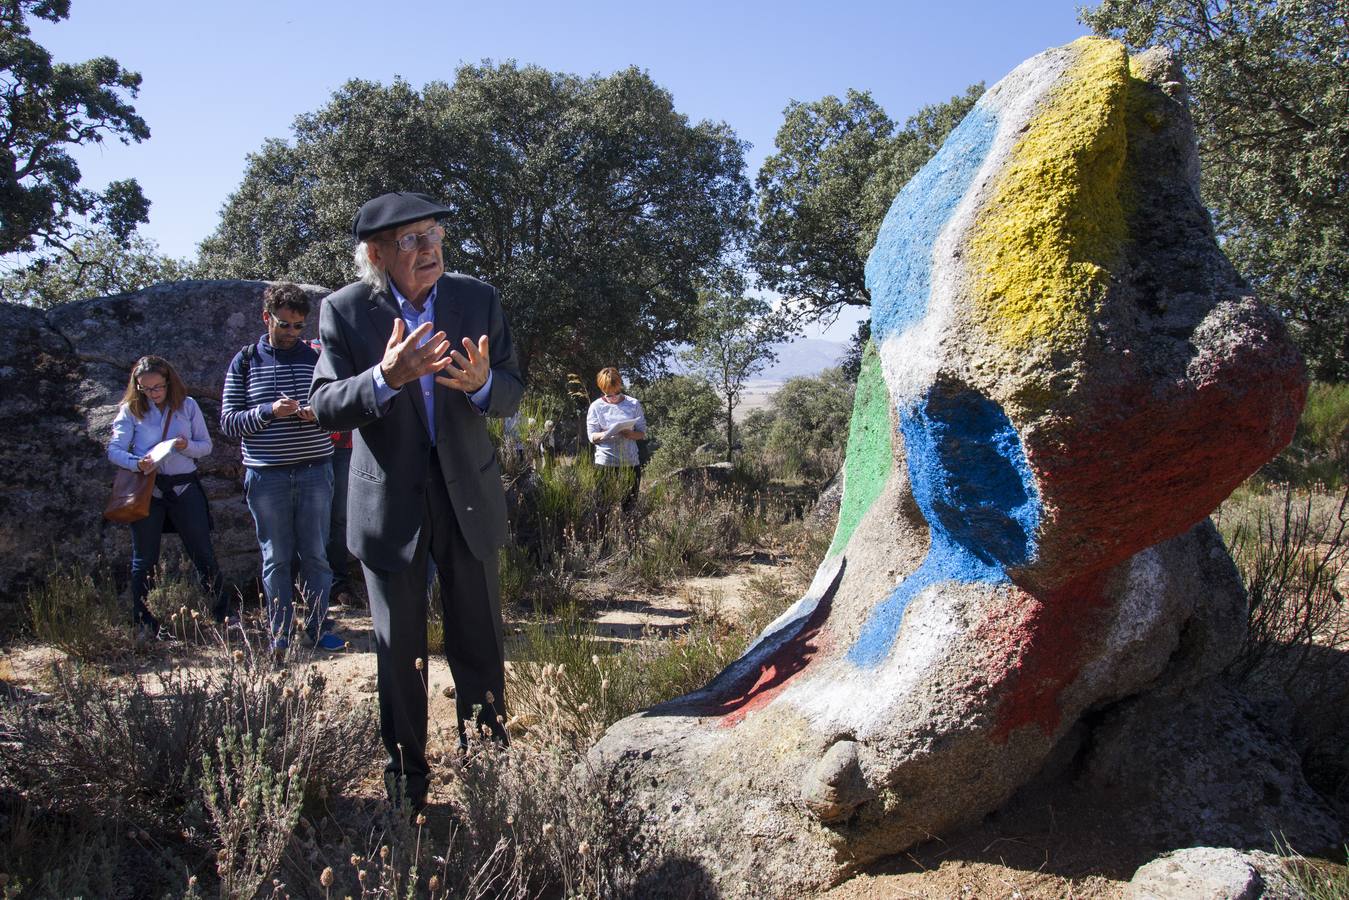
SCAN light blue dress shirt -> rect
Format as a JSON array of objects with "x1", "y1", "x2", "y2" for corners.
[{"x1": 371, "y1": 279, "x2": 493, "y2": 444}]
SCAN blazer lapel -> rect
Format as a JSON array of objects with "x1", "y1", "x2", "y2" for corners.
[{"x1": 366, "y1": 284, "x2": 431, "y2": 436}]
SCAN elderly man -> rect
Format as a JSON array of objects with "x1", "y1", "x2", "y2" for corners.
[{"x1": 310, "y1": 192, "x2": 524, "y2": 809}]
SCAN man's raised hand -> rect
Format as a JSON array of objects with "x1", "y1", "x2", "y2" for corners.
[
  {"x1": 435, "y1": 334, "x2": 491, "y2": 394},
  {"x1": 380, "y1": 318, "x2": 453, "y2": 389}
]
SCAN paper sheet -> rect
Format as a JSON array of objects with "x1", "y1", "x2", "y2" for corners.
[
  {"x1": 600, "y1": 418, "x2": 639, "y2": 440},
  {"x1": 148, "y1": 439, "x2": 178, "y2": 467}
]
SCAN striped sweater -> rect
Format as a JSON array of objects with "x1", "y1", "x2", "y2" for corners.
[{"x1": 220, "y1": 338, "x2": 333, "y2": 468}]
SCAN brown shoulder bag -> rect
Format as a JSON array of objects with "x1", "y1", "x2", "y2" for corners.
[{"x1": 103, "y1": 407, "x2": 174, "y2": 524}]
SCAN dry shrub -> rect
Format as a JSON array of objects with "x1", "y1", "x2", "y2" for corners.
[
  {"x1": 1218, "y1": 484, "x2": 1349, "y2": 806},
  {"x1": 24, "y1": 562, "x2": 128, "y2": 660},
  {"x1": 0, "y1": 651, "x2": 378, "y2": 896},
  {"x1": 201, "y1": 727, "x2": 304, "y2": 899}
]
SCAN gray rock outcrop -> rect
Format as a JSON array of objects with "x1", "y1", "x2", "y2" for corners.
[{"x1": 0, "y1": 280, "x2": 328, "y2": 610}]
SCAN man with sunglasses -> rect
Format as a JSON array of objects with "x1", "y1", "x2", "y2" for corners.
[
  {"x1": 310, "y1": 192, "x2": 524, "y2": 811},
  {"x1": 221, "y1": 282, "x2": 344, "y2": 656}
]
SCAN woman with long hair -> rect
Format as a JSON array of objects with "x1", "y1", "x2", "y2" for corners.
[{"x1": 107, "y1": 355, "x2": 225, "y2": 637}]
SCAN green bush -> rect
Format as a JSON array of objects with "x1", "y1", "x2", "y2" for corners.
[
  {"x1": 1262, "y1": 382, "x2": 1349, "y2": 489},
  {"x1": 634, "y1": 374, "x2": 720, "y2": 448},
  {"x1": 752, "y1": 369, "x2": 854, "y2": 483}
]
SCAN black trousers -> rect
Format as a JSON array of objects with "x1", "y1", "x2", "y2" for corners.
[{"x1": 361, "y1": 455, "x2": 507, "y2": 804}]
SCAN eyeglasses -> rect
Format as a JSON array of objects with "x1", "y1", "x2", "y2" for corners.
[
  {"x1": 388, "y1": 225, "x2": 444, "y2": 253},
  {"x1": 268, "y1": 318, "x2": 306, "y2": 331},
  {"x1": 137, "y1": 382, "x2": 168, "y2": 394}
]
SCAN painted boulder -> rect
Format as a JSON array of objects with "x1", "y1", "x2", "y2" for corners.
[{"x1": 589, "y1": 37, "x2": 1307, "y2": 896}]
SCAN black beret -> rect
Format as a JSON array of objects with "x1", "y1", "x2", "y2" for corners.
[{"x1": 351, "y1": 192, "x2": 453, "y2": 240}]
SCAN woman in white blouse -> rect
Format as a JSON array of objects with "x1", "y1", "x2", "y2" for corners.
[
  {"x1": 586, "y1": 367, "x2": 647, "y2": 509},
  {"x1": 107, "y1": 356, "x2": 225, "y2": 637}
]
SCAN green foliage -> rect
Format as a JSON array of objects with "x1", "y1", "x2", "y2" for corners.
[
  {"x1": 0, "y1": 229, "x2": 188, "y2": 307},
  {"x1": 1081, "y1": 0, "x2": 1349, "y2": 380},
  {"x1": 679, "y1": 289, "x2": 782, "y2": 461},
  {"x1": 753, "y1": 84, "x2": 983, "y2": 325},
  {"x1": 634, "y1": 374, "x2": 720, "y2": 447},
  {"x1": 839, "y1": 318, "x2": 871, "y2": 383},
  {"x1": 25, "y1": 561, "x2": 127, "y2": 659},
  {"x1": 1293, "y1": 382, "x2": 1349, "y2": 488},
  {"x1": 198, "y1": 64, "x2": 752, "y2": 385},
  {"x1": 0, "y1": 0, "x2": 150, "y2": 256},
  {"x1": 742, "y1": 368, "x2": 854, "y2": 482},
  {"x1": 1259, "y1": 382, "x2": 1349, "y2": 489}
]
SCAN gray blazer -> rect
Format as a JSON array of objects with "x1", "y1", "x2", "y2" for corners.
[{"x1": 310, "y1": 273, "x2": 524, "y2": 570}]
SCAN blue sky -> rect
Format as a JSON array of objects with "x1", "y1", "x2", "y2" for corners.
[{"x1": 32, "y1": 0, "x2": 1091, "y2": 338}]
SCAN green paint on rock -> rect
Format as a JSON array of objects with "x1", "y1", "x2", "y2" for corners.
[{"x1": 827, "y1": 342, "x2": 893, "y2": 558}]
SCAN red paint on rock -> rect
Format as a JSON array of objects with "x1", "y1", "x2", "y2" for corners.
[
  {"x1": 1028, "y1": 370, "x2": 1304, "y2": 591},
  {"x1": 983, "y1": 569, "x2": 1111, "y2": 742},
  {"x1": 708, "y1": 593, "x2": 834, "y2": 727}
]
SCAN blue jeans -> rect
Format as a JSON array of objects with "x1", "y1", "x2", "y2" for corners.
[
  {"x1": 129, "y1": 478, "x2": 222, "y2": 625},
  {"x1": 244, "y1": 460, "x2": 333, "y2": 643}
]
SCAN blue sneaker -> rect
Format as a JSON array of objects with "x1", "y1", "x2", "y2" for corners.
[{"x1": 313, "y1": 632, "x2": 346, "y2": 652}]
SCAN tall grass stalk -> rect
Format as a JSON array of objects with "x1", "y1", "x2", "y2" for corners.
[{"x1": 25, "y1": 561, "x2": 127, "y2": 659}]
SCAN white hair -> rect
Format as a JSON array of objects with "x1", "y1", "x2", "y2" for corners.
[{"x1": 353, "y1": 241, "x2": 387, "y2": 292}]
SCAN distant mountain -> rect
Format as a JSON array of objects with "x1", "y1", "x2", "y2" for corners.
[
  {"x1": 664, "y1": 336, "x2": 847, "y2": 383},
  {"x1": 753, "y1": 338, "x2": 846, "y2": 382}
]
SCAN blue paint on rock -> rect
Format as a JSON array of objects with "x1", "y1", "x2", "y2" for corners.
[
  {"x1": 867, "y1": 103, "x2": 998, "y2": 343},
  {"x1": 848, "y1": 383, "x2": 1040, "y2": 667}
]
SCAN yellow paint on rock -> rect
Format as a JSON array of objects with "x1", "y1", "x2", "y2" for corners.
[{"x1": 970, "y1": 37, "x2": 1130, "y2": 356}]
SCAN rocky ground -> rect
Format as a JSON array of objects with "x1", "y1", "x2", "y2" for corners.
[{"x1": 3, "y1": 553, "x2": 1345, "y2": 898}]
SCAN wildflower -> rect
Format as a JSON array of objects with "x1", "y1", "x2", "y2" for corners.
[
  {"x1": 232, "y1": 650, "x2": 245, "y2": 664},
  {"x1": 357, "y1": 870, "x2": 367, "y2": 884},
  {"x1": 591, "y1": 654, "x2": 600, "y2": 667},
  {"x1": 416, "y1": 813, "x2": 427, "y2": 827},
  {"x1": 485, "y1": 690, "x2": 495, "y2": 704},
  {"x1": 349, "y1": 854, "x2": 361, "y2": 867},
  {"x1": 320, "y1": 867, "x2": 334, "y2": 887},
  {"x1": 379, "y1": 846, "x2": 390, "y2": 861},
  {"x1": 188, "y1": 875, "x2": 197, "y2": 888},
  {"x1": 542, "y1": 822, "x2": 555, "y2": 836},
  {"x1": 415, "y1": 657, "x2": 424, "y2": 671},
  {"x1": 288, "y1": 764, "x2": 300, "y2": 778},
  {"x1": 429, "y1": 874, "x2": 442, "y2": 892},
  {"x1": 578, "y1": 840, "x2": 590, "y2": 856}
]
